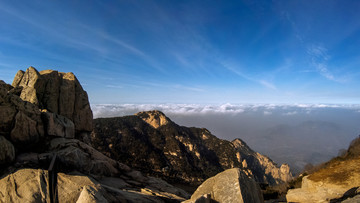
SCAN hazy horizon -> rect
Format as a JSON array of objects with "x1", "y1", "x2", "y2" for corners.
[{"x1": 92, "y1": 103, "x2": 360, "y2": 173}]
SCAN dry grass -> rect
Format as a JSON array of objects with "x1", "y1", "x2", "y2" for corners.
[{"x1": 308, "y1": 156, "x2": 360, "y2": 185}]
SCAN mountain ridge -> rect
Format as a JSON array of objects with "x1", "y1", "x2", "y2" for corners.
[{"x1": 90, "y1": 109, "x2": 293, "y2": 187}]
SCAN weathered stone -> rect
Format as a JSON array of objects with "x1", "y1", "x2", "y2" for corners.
[
  {"x1": 10, "y1": 111, "x2": 39, "y2": 146},
  {"x1": 0, "y1": 136, "x2": 15, "y2": 164},
  {"x1": 11, "y1": 70, "x2": 24, "y2": 87},
  {"x1": 49, "y1": 138, "x2": 120, "y2": 176},
  {"x1": 0, "y1": 169, "x2": 49, "y2": 202},
  {"x1": 0, "y1": 168, "x2": 188, "y2": 203},
  {"x1": 0, "y1": 168, "x2": 107, "y2": 203},
  {"x1": 18, "y1": 67, "x2": 41, "y2": 105},
  {"x1": 186, "y1": 168, "x2": 264, "y2": 203},
  {"x1": 12, "y1": 67, "x2": 93, "y2": 133},
  {"x1": 0, "y1": 79, "x2": 45, "y2": 149},
  {"x1": 42, "y1": 110, "x2": 75, "y2": 138},
  {"x1": 136, "y1": 110, "x2": 170, "y2": 128}
]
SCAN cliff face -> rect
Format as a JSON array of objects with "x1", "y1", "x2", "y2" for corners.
[
  {"x1": 91, "y1": 110, "x2": 292, "y2": 186},
  {"x1": 286, "y1": 137, "x2": 360, "y2": 202}
]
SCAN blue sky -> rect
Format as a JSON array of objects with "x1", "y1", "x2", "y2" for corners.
[{"x1": 0, "y1": 0, "x2": 360, "y2": 104}]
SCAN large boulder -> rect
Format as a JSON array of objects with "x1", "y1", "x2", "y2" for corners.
[
  {"x1": 12, "y1": 67, "x2": 93, "y2": 133},
  {"x1": 185, "y1": 168, "x2": 264, "y2": 203},
  {"x1": 48, "y1": 138, "x2": 121, "y2": 176},
  {"x1": 0, "y1": 168, "x2": 189, "y2": 203},
  {"x1": 0, "y1": 168, "x2": 107, "y2": 202}
]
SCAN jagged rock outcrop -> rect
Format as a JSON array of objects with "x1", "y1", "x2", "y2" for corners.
[
  {"x1": 12, "y1": 67, "x2": 93, "y2": 133},
  {"x1": 0, "y1": 79, "x2": 45, "y2": 149},
  {"x1": 136, "y1": 110, "x2": 170, "y2": 128},
  {"x1": 232, "y1": 138, "x2": 292, "y2": 185},
  {"x1": 286, "y1": 137, "x2": 360, "y2": 202},
  {"x1": 184, "y1": 168, "x2": 264, "y2": 203},
  {"x1": 91, "y1": 110, "x2": 292, "y2": 187}
]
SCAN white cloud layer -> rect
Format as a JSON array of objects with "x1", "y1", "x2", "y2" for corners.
[{"x1": 92, "y1": 103, "x2": 360, "y2": 118}]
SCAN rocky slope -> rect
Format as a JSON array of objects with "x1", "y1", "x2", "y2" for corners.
[
  {"x1": 286, "y1": 136, "x2": 360, "y2": 202},
  {"x1": 0, "y1": 67, "x2": 189, "y2": 202},
  {"x1": 90, "y1": 110, "x2": 292, "y2": 187}
]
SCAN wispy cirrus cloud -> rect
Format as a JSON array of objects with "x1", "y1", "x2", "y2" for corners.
[
  {"x1": 306, "y1": 45, "x2": 346, "y2": 82},
  {"x1": 222, "y1": 62, "x2": 277, "y2": 90},
  {"x1": 173, "y1": 84, "x2": 205, "y2": 92}
]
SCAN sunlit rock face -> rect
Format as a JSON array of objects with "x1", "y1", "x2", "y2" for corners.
[
  {"x1": 12, "y1": 67, "x2": 93, "y2": 133},
  {"x1": 91, "y1": 110, "x2": 292, "y2": 186},
  {"x1": 184, "y1": 168, "x2": 264, "y2": 203},
  {"x1": 136, "y1": 110, "x2": 170, "y2": 129}
]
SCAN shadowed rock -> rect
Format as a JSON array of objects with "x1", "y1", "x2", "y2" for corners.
[
  {"x1": 0, "y1": 136, "x2": 15, "y2": 164},
  {"x1": 0, "y1": 79, "x2": 45, "y2": 149}
]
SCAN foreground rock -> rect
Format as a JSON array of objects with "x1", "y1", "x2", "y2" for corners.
[
  {"x1": 184, "y1": 168, "x2": 264, "y2": 203},
  {"x1": 0, "y1": 168, "x2": 189, "y2": 202},
  {"x1": 286, "y1": 137, "x2": 360, "y2": 202},
  {"x1": 12, "y1": 67, "x2": 93, "y2": 133},
  {"x1": 91, "y1": 110, "x2": 292, "y2": 186}
]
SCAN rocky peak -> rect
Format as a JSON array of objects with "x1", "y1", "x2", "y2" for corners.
[
  {"x1": 12, "y1": 66, "x2": 93, "y2": 133},
  {"x1": 232, "y1": 138, "x2": 253, "y2": 154},
  {"x1": 135, "y1": 110, "x2": 171, "y2": 129}
]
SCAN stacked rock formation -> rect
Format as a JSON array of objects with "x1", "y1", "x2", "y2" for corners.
[{"x1": 12, "y1": 67, "x2": 93, "y2": 134}]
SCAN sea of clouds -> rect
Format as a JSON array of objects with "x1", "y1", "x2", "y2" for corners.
[
  {"x1": 92, "y1": 103, "x2": 360, "y2": 118},
  {"x1": 92, "y1": 103, "x2": 360, "y2": 173}
]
